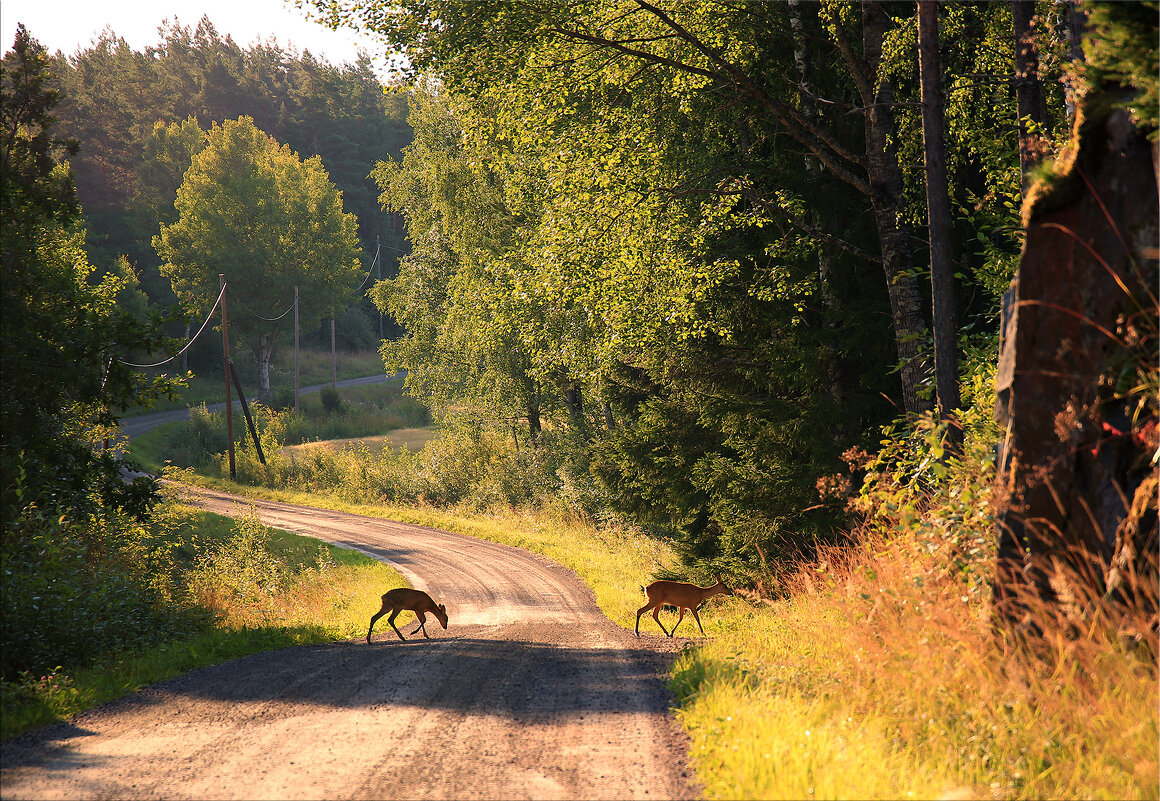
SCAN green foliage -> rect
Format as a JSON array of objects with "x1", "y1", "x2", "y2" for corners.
[
  {"x1": 1, "y1": 25, "x2": 183, "y2": 523},
  {"x1": 184, "y1": 512, "x2": 288, "y2": 620},
  {"x1": 1082, "y1": 2, "x2": 1159, "y2": 137},
  {"x1": 155, "y1": 115, "x2": 364, "y2": 398},
  {"x1": 1, "y1": 500, "x2": 405, "y2": 738},
  {"x1": 0, "y1": 502, "x2": 206, "y2": 682},
  {"x1": 42, "y1": 20, "x2": 411, "y2": 297},
  {"x1": 367, "y1": 48, "x2": 893, "y2": 575},
  {"x1": 319, "y1": 386, "x2": 345, "y2": 415}
]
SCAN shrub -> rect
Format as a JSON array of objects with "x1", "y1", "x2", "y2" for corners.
[
  {"x1": 319, "y1": 386, "x2": 345, "y2": 415},
  {"x1": 184, "y1": 512, "x2": 287, "y2": 625},
  {"x1": 0, "y1": 505, "x2": 204, "y2": 681}
]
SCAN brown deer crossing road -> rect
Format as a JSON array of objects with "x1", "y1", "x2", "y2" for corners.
[{"x1": 0, "y1": 486, "x2": 698, "y2": 800}]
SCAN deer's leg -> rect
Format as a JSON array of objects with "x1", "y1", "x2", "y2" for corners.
[
  {"x1": 669, "y1": 607, "x2": 687, "y2": 637},
  {"x1": 690, "y1": 607, "x2": 706, "y2": 635},
  {"x1": 651, "y1": 606, "x2": 671, "y2": 637},
  {"x1": 409, "y1": 610, "x2": 429, "y2": 638},
  {"x1": 367, "y1": 605, "x2": 387, "y2": 643},
  {"x1": 387, "y1": 609, "x2": 407, "y2": 641},
  {"x1": 635, "y1": 601, "x2": 657, "y2": 637}
]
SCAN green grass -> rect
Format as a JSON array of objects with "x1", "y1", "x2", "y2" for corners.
[
  {"x1": 126, "y1": 377, "x2": 431, "y2": 474},
  {"x1": 0, "y1": 505, "x2": 404, "y2": 740},
  {"x1": 132, "y1": 348, "x2": 387, "y2": 413}
]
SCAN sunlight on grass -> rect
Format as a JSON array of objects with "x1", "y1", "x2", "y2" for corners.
[
  {"x1": 0, "y1": 504, "x2": 404, "y2": 740},
  {"x1": 670, "y1": 532, "x2": 1159, "y2": 801}
]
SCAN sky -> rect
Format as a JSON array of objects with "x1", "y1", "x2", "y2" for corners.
[{"x1": 1, "y1": 0, "x2": 395, "y2": 79}]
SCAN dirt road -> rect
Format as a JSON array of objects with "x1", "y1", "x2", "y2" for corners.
[{"x1": 0, "y1": 487, "x2": 698, "y2": 800}]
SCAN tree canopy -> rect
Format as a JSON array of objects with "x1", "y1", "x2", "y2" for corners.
[
  {"x1": 155, "y1": 116, "x2": 363, "y2": 399},
  {"x1": 1, "y1": 24, "x2": 177, "y2": 522},
  {"x1": 310, "y1": 0, "x2": 1089, "y2": 569}
]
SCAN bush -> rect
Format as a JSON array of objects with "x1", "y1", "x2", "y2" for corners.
[
  {"x1": 185, "y1": 512, "x2": 286, "y2": 625},
  {"x1": 0, "y1": 505, "x2": 204, "y2": 681},
  {"x1": 319, "y1": 386, "x2": 345, "y2": 415}
]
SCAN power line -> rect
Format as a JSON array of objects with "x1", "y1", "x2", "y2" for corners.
[
  {"x1": 118, "y1": 283, "x2": 227, "y2": 368},
  {"x1": 232, "y1": 294, "x2": 296, "y2": 322}
]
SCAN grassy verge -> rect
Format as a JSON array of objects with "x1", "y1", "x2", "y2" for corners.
[
  {"x1": 127, "y1": 378, "x2": 431, "y2": 474},
  {"x1": 667, "y1": 531, "x2": 1158, "y2": 800},
  {"x1": 132, "y1": 349, "x2": 386, "y2": 413},
  {"x1": 1, "y1": 504, "x2": 404, "y2": 740}
]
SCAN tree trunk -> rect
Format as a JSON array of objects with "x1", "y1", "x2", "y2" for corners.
[
  {"x1": 563, "y1": 383, "x2": 584, "y2": 431},
  {"x1": 257, "y1": 338, "x2": 275, "y2": 402},
  {"x1": 917, "y1": 1, "x2": 961, "y2": 423},
  {"x1": 992, "y1": 98, "x2": 1158, "y2": 636},
  {"x1": 790, "y1": 0, "x2": 843, "y2": 408},
  {"x1": 527, "y1": 396, "x2": 542, "y2": 444},
  {"x1": 1012, "y1": 1, "x2": 1046, "y2": 194},
  {"x1": 1062, "y1": 1, "x2": 1087, "y2": 124},
  {"x1": 862, "y1": 2, "x2": 931, "y2": 415}
]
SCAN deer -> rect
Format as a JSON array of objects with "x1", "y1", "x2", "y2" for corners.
[
  {"x1": 635, "y1": 575, "x2": 733, "y2": 638},
  {"x1": 367, "y1": 587, "x2": 448, "y2": 642}
]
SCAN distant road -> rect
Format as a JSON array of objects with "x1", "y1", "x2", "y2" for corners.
[{"x1": 118, "y1": 373, "x2": 392, "y2": 439}]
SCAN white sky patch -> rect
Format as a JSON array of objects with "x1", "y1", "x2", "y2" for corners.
[{"x1": 1, "y1": 0, "x2": 394, "y2": 79}]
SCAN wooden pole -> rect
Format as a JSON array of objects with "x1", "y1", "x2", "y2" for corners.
[
  {"x1": 294, "y1": 285, "x2": 300, "y2": 413},
  {"x1": 229, "y1": 360, "x2": 266, "y2": 465},
  {"x1": 220, "y1": 274, "x2": 235, "y2": 479},
  {"x1": 376, "y1": 234, "x2": 383, "y2": 340},
  {"x1": 331, "y1": 315, "x2": 337, "y2": 387}
]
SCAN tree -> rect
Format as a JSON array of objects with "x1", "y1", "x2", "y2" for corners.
[
  {"x1": 314, "y1": 0, "x2": 932, "y2": 414},
  {"x1": 40, "y1": 16, "x2": 412, "y2": 345},
  {"x1": 917, "y1": 1, "x2": 961, "y2": 424},
  {"x1": 1, "y1": 24, "x2": 177, "y2": 521},
  {"x1": 155, "y1": 116, "x2": 362, "y2": 400}
]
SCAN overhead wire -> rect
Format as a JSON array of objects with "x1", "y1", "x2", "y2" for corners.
[
  {"x1": 117, "y1": 283, "x2": 227, "y2": 369},
  {"x1": 121, "y1": 238, "x2": 401, "y2": 370}
]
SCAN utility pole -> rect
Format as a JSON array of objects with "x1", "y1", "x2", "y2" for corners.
[
  {"x1": 220, "y1": 274, "x2": 235, "y2": 479},
  {"x1": 294, "y1": 285, "x2": 300, "y2": 413},
  {"x1": 331, "y1": 314, "x2": 337, "y2": 387}
]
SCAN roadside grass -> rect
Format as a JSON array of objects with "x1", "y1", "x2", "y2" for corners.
[
  {"x1": 669, "y1": 530, "x2": 1159, "y2": 801},
  {"x1": 0, "y1": 502, "x2": 403, "y2": 740},
  {"x1": 127, "y1": 378, "x2": 431, "y2": 474},
  {"x1": 131, "y1": 349, "x2": 386, "y2": 414}
]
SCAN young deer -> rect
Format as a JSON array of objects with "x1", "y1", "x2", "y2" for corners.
[
  {"x1": 635, "y1": 575, "x2": 733, "y2": 637},
  {"x1": 367, "y1": 587, "x2": 448, "y2": 642}
]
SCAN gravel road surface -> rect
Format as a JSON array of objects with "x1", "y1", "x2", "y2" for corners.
[{"x1": 0, "y1": 486, "x2": 699, "y2": 800}]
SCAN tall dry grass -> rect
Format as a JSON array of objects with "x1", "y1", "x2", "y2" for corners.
[{"x1": 671, "y1": 480, "x2": 1157, "y2": 800}]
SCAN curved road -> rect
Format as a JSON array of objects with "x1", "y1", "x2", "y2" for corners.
[{"x1": 0, "y1": 486, "x2": 698, "y2": 800}]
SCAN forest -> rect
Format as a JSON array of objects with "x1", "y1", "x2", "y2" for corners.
[
  {"x1": 1, "y1": 1, "x2": 1157, "y2": 795},
  {"x1": 48, "y1": 18, "x2": 411, "y2": 357}
]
